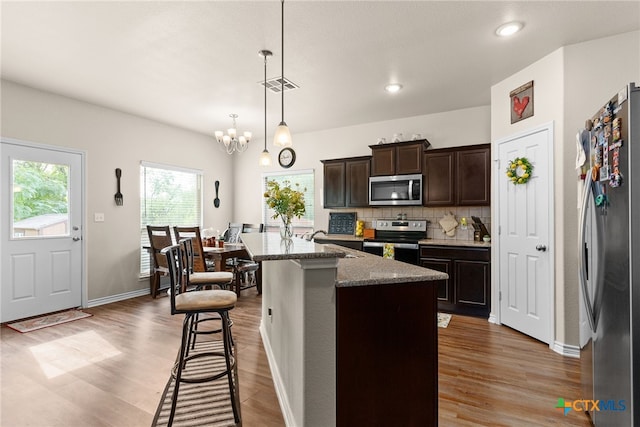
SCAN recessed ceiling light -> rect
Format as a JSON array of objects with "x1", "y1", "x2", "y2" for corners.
[
  {"x1": 495, "y1": 21, "x2": 523, "y2": 37},
  {"x1": 385, "y1": 83, "x2": 403, "y2": 93}
]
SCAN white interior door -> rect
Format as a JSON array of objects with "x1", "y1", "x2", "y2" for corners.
[
  {"x1": 1, "y1": 140, "x2": 83, "y2": 323},
  {"x1": 496, "y1": 123, "x2": 554, "y2": 344}
]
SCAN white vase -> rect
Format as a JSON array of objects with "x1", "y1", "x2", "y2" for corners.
[{"x1": 279, "y1": 217, "x2": 293, "y2": 240}]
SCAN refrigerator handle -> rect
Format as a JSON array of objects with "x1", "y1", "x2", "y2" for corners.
[{"x1": 578, "y1": 180, "x2": 596, "y2": 331}]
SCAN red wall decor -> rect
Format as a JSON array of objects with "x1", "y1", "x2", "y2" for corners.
[{"x1": 510, "y1": 80, "x2": 534, "y2": 124}]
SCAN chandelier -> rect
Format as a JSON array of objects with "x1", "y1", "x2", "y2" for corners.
[{"x1": 215, "y1": 114, "x2": 252, "y2": 154}]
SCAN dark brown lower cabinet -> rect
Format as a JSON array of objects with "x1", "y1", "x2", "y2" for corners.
[
  {"x1": 336, "y1": 282, "x2": 438, "y2": 426},
  {"x1": 420, "y1": 245, "x2": 490, "y2": 317}
]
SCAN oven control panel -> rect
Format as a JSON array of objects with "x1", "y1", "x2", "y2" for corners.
[{"x1": 373, "y1": 219, "x2": 428, "y2": 232}]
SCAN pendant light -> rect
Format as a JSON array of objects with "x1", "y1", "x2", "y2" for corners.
[
  {"x1": 259, "y1": 50, "x2": 273, "y2": 166},
  {"x1": 273, "y1": 0, "x2": 292, "y2": 148}
]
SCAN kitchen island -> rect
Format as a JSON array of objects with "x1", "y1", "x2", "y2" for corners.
[{"x1": 241, "y1": 232, "x2": 448, "y2": 427}]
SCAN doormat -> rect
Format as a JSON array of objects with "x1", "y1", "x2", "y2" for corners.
[
  {"x1": 438, "y1": 313, "x2": 452, "y2": 328},
  {"x1": 6, "y1": 309, "x2": 92, "y2": 333}
]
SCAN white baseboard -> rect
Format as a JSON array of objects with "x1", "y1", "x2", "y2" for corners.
[
  {"x1": 259, "y1": 321, "x2": 296, "y2": 427},
  {"x1": 552, "y1": 340, "x2": 580, "y2": 358},
  {"x1": 87, "y1": 288, "x2": 150, "y2": 308}
]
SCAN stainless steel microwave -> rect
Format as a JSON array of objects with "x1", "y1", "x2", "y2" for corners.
[{"x1": 369, "y1": 174, "x2": 423, "y2": 206}]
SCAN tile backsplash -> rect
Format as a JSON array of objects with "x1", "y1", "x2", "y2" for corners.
[{"x1": 331, "y1": 206, "x2": 491, "y2": 241}]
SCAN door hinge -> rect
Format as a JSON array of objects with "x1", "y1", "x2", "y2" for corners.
[
  {"x1": 499, "y1": 291, "x2": 502, "y2": 301},
  {"x1": 498, "y1": 225, "x2": 501, "y2": 235}
]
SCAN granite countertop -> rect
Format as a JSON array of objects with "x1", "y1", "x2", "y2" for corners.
[
  {"x1": 330, "y1": 245, "x2": 448, "y2": 287},
  {"x1": 241, "y1": 233, "x2": 448, "y2": 287},
  {"x1": 241, "y1": 232, "x2": 346, "y2": 262},
  {"x1": 419, "y1": 239, "x2": 491, "y2": 248},
  {"x1": 313, "y1": 234, "x2": 363, "y2": 242}
]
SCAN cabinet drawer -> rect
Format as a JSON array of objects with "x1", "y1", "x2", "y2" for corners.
[{"x1": 420, "y1": 245, "x2": 489, "y2": 261}]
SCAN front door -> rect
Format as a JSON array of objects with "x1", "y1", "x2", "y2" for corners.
[
  {"x1": 496, "y1": 123, "x2": 553, "y2": 344},
  {"x1": 1, "y1": 140, "x2": 84, "y2": 323}
]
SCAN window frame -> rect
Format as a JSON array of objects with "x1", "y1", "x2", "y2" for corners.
[
  {"x1": 262, "y1": 169, "x2": 314, "y2": 235},
  {"x1": 139, "y1": 161, "x2": 203, "y2": 277}
]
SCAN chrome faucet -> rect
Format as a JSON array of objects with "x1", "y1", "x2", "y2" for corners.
[{"x1": 304, "y1": 230, "x2": 327, "y2": 241}]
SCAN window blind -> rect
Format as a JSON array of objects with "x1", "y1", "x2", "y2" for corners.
[
  {"x1": 140, "y1": 162, "x2": 203, "y2": 275},
  {"x1": 262, "y1": 170, "x2": 314, "y2": 234}
]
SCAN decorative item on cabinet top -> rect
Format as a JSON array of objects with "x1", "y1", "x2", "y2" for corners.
[{"x1": 369, "y1": 138, "x2": 431, "y2": 149}]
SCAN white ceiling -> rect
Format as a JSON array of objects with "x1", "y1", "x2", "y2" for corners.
[{"x1": 2, "y1": 1, "x2": 639, "y2": 139}]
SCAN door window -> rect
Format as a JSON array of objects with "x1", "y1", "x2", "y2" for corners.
[{"x1": 12, "y1": 160, "x2": 70, "y2": 239}]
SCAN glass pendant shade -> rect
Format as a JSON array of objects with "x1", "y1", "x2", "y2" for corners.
[
  {"x1": 259, "y1": 149, "x2": 272, "y2": 166},
  {"x1": 273, "y1": 121, "x2": 292, "y2": 147}
]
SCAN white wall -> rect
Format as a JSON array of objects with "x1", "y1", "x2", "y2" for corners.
[
  {"x1": 490, "y1": 30, "x2": 639, "y2": 347},
  {"x1": 1, "y1": 80, "x2": 235, "y2": 300},
  {"x1": 491, "y1": 48, "x2": 566, "y2": 343},
  {"x1": 233, "y1": 105, "x2": 491, "y2": 231}
]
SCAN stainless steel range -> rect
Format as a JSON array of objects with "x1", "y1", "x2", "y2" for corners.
[{"x1": 362, "y1": 219, "x2": 428, "y2": 265}]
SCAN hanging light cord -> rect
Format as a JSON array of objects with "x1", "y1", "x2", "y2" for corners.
[
  {"x1": 281, "y1": 0, "x2": 285, "y2": 122},
  {"x1": 264, "y1": 54, "x2": 268, "y2": 152}
]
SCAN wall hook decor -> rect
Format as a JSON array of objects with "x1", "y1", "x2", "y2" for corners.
[
  {"x1": 214, "y1": 180, "x2": 220, "y2": 208},
  {"x1": 114, "y1": 168, "x2": 123, "y2": 206}
]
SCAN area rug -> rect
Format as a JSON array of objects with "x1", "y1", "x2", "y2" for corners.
[
  {"x1": 7, "y1": 309, "x2": 92, "y2": 333},
  {"x1": 152, "y1": 340, "x2": 239, "y2": 427},
  {"x1": 438, "y1": 312, "x2": 452, "y2": 328}
]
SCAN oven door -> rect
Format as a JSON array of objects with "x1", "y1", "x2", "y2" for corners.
[{"x1": 362, "y1": 241, "x2": 420, "y2": 265}]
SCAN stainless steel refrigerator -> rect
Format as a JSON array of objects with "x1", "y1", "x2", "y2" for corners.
[{"x1": 579, "y1": 82, "x2": 639, "y2": 426}]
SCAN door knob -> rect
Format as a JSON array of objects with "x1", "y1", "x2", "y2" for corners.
[
  {"x1": 536, "y1": 244, "x2": 547, "y2": 252},
  {"x1": 72, "y1": 237, "x2": 81, "y2": 241}
]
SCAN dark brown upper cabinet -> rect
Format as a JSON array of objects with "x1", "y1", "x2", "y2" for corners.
[
  {"x1": 321, "y1": 156, "x2": 371, "y2": 208},
  {"x1": 456, "y1": 146, "x2": 491, "y2": 206},
  {"x1": 369, "y1": 140, "x2": 429, "y2": 176},
  {"x1": 423, "y1": 144, "x2": 490, "y2": 207},
  {"x1": 423, "y1": 150, "x2": 455, "y2": 206}
]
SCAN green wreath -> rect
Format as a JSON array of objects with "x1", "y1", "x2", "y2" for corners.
[{"x1": 506, "y1": 157, "x2": 533, "y2": 185}]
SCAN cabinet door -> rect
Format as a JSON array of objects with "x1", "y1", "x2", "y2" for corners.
[
  {"x1": 345, "y1": 158, "x2": 370, "y2": 207},
  {"x1": 420, "y1": 258, "x2": 452, "y2": 304},
  {"x1": 323, "y1": 161, "x2": 346, "y2": 207},
  {"x1": 423, "y1": 151, "x2": 455, "y2": 206},
  {"x1": 456, "y1": 146, "x2": 490, "y2": 206},
  {"x1": 396, "y1": 143, "x2": 423, "y2": 174},
  {"x1": 454, "y1": 259, "x2": 490, "y2": 317},
  {"x1": 370, "y1": 146, "x2": 395, "y2": 176}
]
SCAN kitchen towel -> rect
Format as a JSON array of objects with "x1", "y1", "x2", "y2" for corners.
[{"x1": 439, "y1": 213, "x2": 459, "y2": 237}]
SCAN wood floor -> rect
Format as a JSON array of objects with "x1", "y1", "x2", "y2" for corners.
[{"x1": 1, "y1": 292, "x2": 592, "y2": 426}]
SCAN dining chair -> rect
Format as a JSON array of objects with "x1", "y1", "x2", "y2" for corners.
[
  {"x1": 241, "y1": 223, "x2": 264, "y2": 233},
  {"x1": 146, "y1": 225, "x2": 172, "y2": 298},
  {"x1": 162, "y1": 244, "x2": 241, "y2": 426},
  {"x1": 233, "y1": 223, "x2": 264, "y2": 295},
  {"x1": 173, "y1": 226, "x2": 210, "y2": 272},
  {"x1": 224, "y1": 223, "x2": 243, "y2": 244}
]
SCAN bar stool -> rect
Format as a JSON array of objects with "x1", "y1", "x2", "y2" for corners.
[
  {"x1": 180, "y1": 238, "x2": 234, "y2": 349},
  {"x1": 163, "y1": 244, "x2": 241, "y2": 426}
]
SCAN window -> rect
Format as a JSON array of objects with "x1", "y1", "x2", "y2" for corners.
[
  {"x1": 12, "y1": 160, "x2": 69, "y2": 238},
  {"x1": 140, "y1": 162, "x2": 203, "y2": 275},
  {"x1": 262, "y1": 170, "x2": 314, "y2": 234}
]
